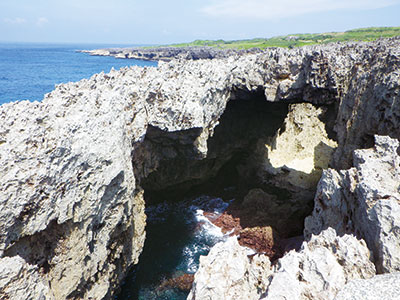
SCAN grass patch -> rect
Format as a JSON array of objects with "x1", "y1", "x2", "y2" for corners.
[{"x1": 159, "y1": 26, "x2": 400, "y2": 50}]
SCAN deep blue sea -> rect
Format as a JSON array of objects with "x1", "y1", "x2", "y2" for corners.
[{"x1": 0, "y1": 43, "x2": 157, "y2": 105}]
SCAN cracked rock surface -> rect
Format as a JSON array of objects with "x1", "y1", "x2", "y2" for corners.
[
  {"x1": 305, "y1": 135, "x2": 400, "y2": 273},
  {"x1": 188, "y1": 228, "x2": 375, "y2": 300}
]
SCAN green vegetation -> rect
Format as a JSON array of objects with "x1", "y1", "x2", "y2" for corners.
[{"x1": 164, "y1": 27, "x2": 400, "y2": 49}]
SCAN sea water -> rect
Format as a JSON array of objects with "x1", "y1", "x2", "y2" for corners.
[
  {"x1": 0, "y1": 43, "x2": 157, "y2": 104},
  {"x1": 116, "y1": 196, "x2": 232, "y2": 300}
]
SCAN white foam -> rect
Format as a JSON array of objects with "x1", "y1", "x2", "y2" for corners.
[
  {"x1": 146, "y1": 196, "x2": 235, "y2": 276},
  {"x1": 194, "y1": 209, "x2": 225, "y2": 238}
]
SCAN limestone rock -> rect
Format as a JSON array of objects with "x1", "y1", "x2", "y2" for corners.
[
  {"x1": 79, "y1": 46, "x2": 261, "y2": 62},
  {"x1": 187, "y1": 237, "x2": 271, "y2": 300},
  {"x1": 334, "y1": 273, "x2": 400, "y2": 300},
  {"x1": 261, "y1": 228, "x2": 375, "y2": 300},
  {"x1": 263, "y1": 103, "x2": 337, "y2": 190},
  {"x1": 236, "y1": 103, "x2": 338, "y2": 238},
  {"x1": 332, "y1": 46, "x2": 400, "y2": 170},
  {"x1": 188, "y1": 229, "x2": 375, "y2": 300},
  {"x1": 305, "y1": 135, "x2": 400, "y2": 273},
  {"x1": 0, "y1": 256, "x2": 55, "y2": 300},
  {"x1": 0, "y1": 89, "x2": 147, "y2": 299}
]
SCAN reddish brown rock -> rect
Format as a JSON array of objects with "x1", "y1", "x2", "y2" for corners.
[
  {"x1": 205, "y1": 210, "x2": 283, "y2": 259},
  {"x1": 204, "y1": 211, "x2": 242, "y2": 235},
  {"x1": 158, "y1": 273, "x2": 195, "y2": 292},
  {"x1": 238, "y1": 226, "x2": 281, "y2": 259}
]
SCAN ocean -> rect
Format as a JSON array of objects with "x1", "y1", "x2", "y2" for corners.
[{"x1": 0, "y1": 43, "x2": 157, "y2": 105}]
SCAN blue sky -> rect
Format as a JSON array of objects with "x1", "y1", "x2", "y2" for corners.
[{"x1": 1, "y1": 0, "x2": 400, "y2": 44}]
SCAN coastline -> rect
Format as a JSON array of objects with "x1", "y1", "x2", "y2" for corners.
[{"x1": 78, "y1": 46, "x2": 262, "y2": 61}]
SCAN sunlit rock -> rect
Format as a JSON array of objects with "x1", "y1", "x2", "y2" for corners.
[{"x1": 305, "y1": 135, "x2": 400, "y2": 273}]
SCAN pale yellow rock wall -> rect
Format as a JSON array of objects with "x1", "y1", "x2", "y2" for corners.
[{"x1": 264, "y1": 103, "x2": 337, "y2": 190}]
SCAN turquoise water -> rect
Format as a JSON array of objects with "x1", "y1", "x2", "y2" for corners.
[
  {"x1": 117, "y1": 196, "x2": 231, "y2": 300},
  {"x1": 0, "y1": 43, "x2": 157, "y2": 104}
]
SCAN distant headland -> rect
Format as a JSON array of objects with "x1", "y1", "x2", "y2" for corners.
[{"x1": 78, "y1": 26, "x2": 400, "y2": 61}]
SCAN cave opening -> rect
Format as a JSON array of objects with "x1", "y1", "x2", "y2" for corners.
[
  {"x1": 135, "y1": 90, "x2": 290, "y2": 205},
  {"x1": 120, "y1": 90, "x2": 337, "y2": 299}
]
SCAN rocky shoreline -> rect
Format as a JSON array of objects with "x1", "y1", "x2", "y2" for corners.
[
  {"x1": 1, "y1": 37, "x2": 400, "y2": 299},
  {"x1": 78, "y1": 46, "x2": 261, "y2": 61}
]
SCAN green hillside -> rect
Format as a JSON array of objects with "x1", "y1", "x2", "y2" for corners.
[{"x1": 167, "y1": 27, "x2": 400, "y2": 49}]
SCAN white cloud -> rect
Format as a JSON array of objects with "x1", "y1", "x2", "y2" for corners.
[
  {"x1": 201, "y1": 0, "x2": 400, "y2": 19},
  {"x1": 36, "y1": 17, "x2": 49, "y2": 27},
  {"x1": 3, "y1": 17, "x2": 27, "y2": 24}
]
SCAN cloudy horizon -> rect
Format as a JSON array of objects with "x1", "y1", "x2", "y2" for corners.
[{"x1": 1, "y1": 0, "x2": 400, "y2": 44}]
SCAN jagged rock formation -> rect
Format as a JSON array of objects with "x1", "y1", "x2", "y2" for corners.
[
  {"x1": 188, "y1": 229, "x2": 375, "y2": 300},
  {"x1": 304, "y1": 135, "x2": 400, "y2": 273},
  {"x1": 0, "y1": 37, "x2": 399, "y2": 299},
  {"x1": 188, "y1": 237, "x2": 271, "y2": 300},
  {"x1": 0, "y1": 256, "x2": 53, "y2": 300}
]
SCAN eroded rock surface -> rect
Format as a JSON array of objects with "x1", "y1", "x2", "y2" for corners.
[
  {"x1": 334, "y1": 273, "x2": 400, "y2": 300},
  {"x1": 0, "y1": 38, "x2": 400, "y2": 299},
  {"x1": 263, "y1": 102, "x2": 337, "y2": 190},
  {"x1": 305, "y1": 135, "x2": 400, "y2": 273},
  {"x1": 188, "y1": 229, "x2": 375, "y2": 300},
  {"x1": 187, "y1": 237, "x2": 271, "y2": 300},
  {"x1": 0, "y1": 256, "x2": 54, "y2": 300}
]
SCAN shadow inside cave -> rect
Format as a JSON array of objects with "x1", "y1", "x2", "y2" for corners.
[
  {"x1": 134, "y1": 90, "x2": 339, "y2": 239},
  {"x1": 119, "y1": 89, "x2": 339, "y2": 298}
]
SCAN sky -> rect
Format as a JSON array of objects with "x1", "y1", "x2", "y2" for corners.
[{"x1": 1, "y1": 0, "x2": 400, "y2": 45}]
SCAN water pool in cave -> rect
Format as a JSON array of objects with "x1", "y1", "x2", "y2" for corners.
[{"x1": 116, "y1": 196, "x2": 232, "y2": 300}]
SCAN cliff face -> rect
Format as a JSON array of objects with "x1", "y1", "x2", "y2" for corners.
[{"x1": 0, "y1": 38, "x2": 399, "y2": 299}]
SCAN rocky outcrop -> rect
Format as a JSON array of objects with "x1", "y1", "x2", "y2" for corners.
[
  {"x1": 188, "y1": 229, "x2": 375, "y2": 300},
  {"x1": 262, "y1": 228, "x2": 375, "y2": 300},
  {"x1": 187, "y1": 237, "x2": 271, "y2": 300},
  {"x1": 79, "y1": 46, "x2": 261, "y2": 62},
  {"x1": 304, "y1": 135, "x2": 400, "y2": 273},
  {"x1": 331, "y1": 44, "x2": 400, "y2": 170},
  {"x1": 1, "y1": 37, "x2": 400, "y2": 299},
  {"x1": 0, "y1": 96, "x2": 147, "y2": 299}
]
